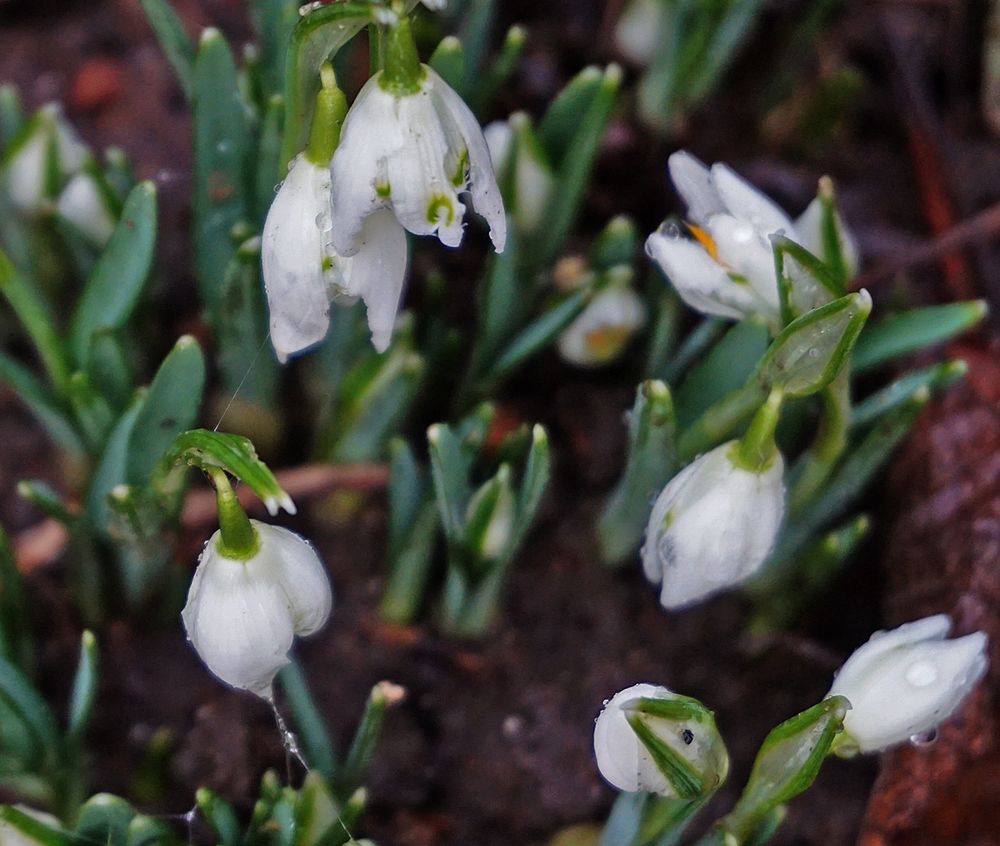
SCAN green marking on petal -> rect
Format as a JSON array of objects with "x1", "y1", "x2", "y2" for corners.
[
  {"x1": 451, "y1": 148, "x2": 469, "y2": 187},
  {"x1": 376, "y1": 181, "x2": 391, "y2": 199},
  {"x1": 427, "y1": 194, "x2": 456, "y2": 225},
  {"x1": 727, "y1": 272, "x2": 751, "y2": 287}
]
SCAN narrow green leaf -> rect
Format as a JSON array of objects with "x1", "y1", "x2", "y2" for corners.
[
  {"x1": 85, "y1": 329, "x2": 133, "y2": 412},
  {"x1": 598, "y1": 381, "x2": 677, "y2": 566},
  {"x1": 0, "y1": 806, "x2": 71, "y2": 846},
  {"x1": 851, "y1": 359, "x2": 966, "y2": 430},
  {"x1": 249, "y1": 0, "x2": 300, "y2": 96},
  {"x1": 334, "y1": 681, "x2": 404, "y2": 800},
  {"x1": 85, "y1": 391, "x2": 147, "y2": 531},
  {"x1": 0, "y1": 526, "x2": 32, "y2": 672},
  {"x1": 0, "y1": 250, "x2": 69, "y2": 393},
  {"x1": 126, "y1": 336, "x2": 206, "y2": 486},
  {"x1": 429, "y1": 36, "x2": 466, "y2": 91},
  {"x1": 196, "y1": 788, "x2": 241, "y2": 846},
  {"x1": 67, "y1": 630, "x2": 99, "y2": 742},
  {"x1": 474, "y1": 24, "x2": 526, "y2": 113},
  {"x1": 140, "y1": 0, "x2": 195, "y2": 98},
  {"x1": 16, "y1": 480, "x2": 74, "y2": 526},
  {"x1": 254, "y1": 96, "x2": 285, "y2": 229},
  {"x1": 529, "y1": 64, "x2": 622, "y2": 268},
  {"x1": 193, "y1": 29, "x2": 251, "y2": 316},
  {"x1": 380, "y1": 497, "x2": 438, "y2": 625},
  {"x1": 853, "y1": 300, "x2": 987, "y2": 373},
  {"x1": 67, "y1": 371, "x2": 115, "y2": 449},
  {"x1": 0, "y1": 656, "x2": 60, "y2": 770},
  {"x1": 69, "y1": 181, "x2": 158, "y2": 364},
  {"x1": 427, "y1": 422, "x2": 472, "y2": 544},
  {"x1": 0, "y1": 350, "x2": 84, "y2": 456},
  {"x1": 675, "y1": 318, "x2": 769, "y2": 428},
  {"x1": 276, "y1": 660, "x2": 337, "y2": 782},
  {"x1": 0, "y1": 84, "x2": 25, "y2": 149},
  {"x1": 658, "y1": 317, "x2": 725, "y2": 384},
  {"x1": 537, "y1": 66, "x2": 604, "y2": 163},
  {"x1": 511, "y1": 424, "x2": 551, "y2": 552}
]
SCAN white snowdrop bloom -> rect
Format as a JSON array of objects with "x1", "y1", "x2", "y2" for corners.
[
  {"x1": 182, "y1": 520, "x2": 333, "y2": 697},
  {"x1": 329, "y1": 62, "x2": 505, "y2": 256},
  {"x1": 642, "y1": 440, "x2": 784, "y2": 609},
  {"x1": 263, "y1": 155, "x2": 408, "y2": 358},
  {"x1": 594, "y1": 683, "x2": 728, "y2": 796},
  {"x1": 3, "y1": 103, "x2": 88, "y2": 213},
  {"x1": 56, "y1": 170, "x2": 116, "y2": 246},
  {"x1": 0, "y1": 806, "x2": 62, "y2": 846},
  {"x1": 615, "y1": 0, "x2": 667, "y2": 66},
  {"x1": 647, "y1": 151, "x2": 813, "y2": 328},
  {"x1": 557, "y1": 281, "x2": 646, "y2": 367},
  {"x1": 829, "y1": 614, "x2": 988, "y2": 754}
]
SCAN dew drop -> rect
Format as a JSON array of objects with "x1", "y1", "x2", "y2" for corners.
[
  {"x1": 909, "y1": 728, "x2": 938, "y2": 747},
  {"x1": 808, "y1": 348, "x2": 819, "y2": 358},
  {"x1": 315, "y1": 211, "x2": 332, "y2": 231},
  {"x1": 273, "y1": 182, "x2": 283, "y2": 194},
  {"x1": 659, "y1": 221, "x2": 681, "y2": 240},
  {"x1": 905, "y1": 660, "x2": 938, "y2": 688},
  {"x1": 216, "y1": 139, "x2": 234, "y2": 155}
]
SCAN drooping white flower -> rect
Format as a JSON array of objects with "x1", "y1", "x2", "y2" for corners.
[
  {"x1": 594, "y1": 683, "x2": 729, "y2": 796},
  {"x1": 181, "y1": 520, "x2": 333, "y2": 697},
  {"x1": 329, "y1": 65, "x2": 506, "y2": 256},
  {"x1": 263, "y1": 155, "x2": 408, "y2": 359},
  {"x1": 642, "y1": 440, "x2": 784, "y2": 609},
  {"x1": 615, "y1": 0, "x2": 669, "y2": 66},
  {"x1": 828, "y1": 614, "x2": 988, "y2": 754},
  {"x1": 2, "y1": 103, "x2": 88, "y2": 213},
  {"x1": 56, "y1": 169, "x2": 116, "y2": 246},
  {"x1": 557, "y1": 279, "x2": 646, "y2": 367},
  {"x1": 484, "y1": 113, "x2": 553, "y2": 235}
]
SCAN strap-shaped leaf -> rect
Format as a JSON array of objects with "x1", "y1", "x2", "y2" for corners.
[
  {"x1": 140, "y1": 0, "x2": 195, "y2": 98},
  {"x1": 126, "y1": 335, "x2": 206, "y2": 485},
  {"x1": 276, "y1": 660, "x2": 337, "y2": 782},
  {"x1": 0, "y1": 656, "x2": 59, "y2": 772},
  {"x1": 69, "y1": 181, "x2": 157, "y2": 365},
  {"x1": 85, "y1": 329, "x2": 133, "y2": 413},
  {"x1": 0, "y1": 806, "x2": 71, "y2": 846},
  {"x1": 0, "y1": 351, "x2": 83, "y2": 455},
  {"x1": 67, "y1": 630, "x2": 99, "y2": 743},
  {"x1": 85, "y1": 391, "x2": 147, "y2": 531},
  {"x1": 195, "y1": 788, "x2": 241, "y2": 846}
]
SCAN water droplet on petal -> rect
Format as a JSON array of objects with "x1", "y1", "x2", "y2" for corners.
[
  {"x1": 315, "y1": 211, "x2": 331, "y2": 231},
  {"x1": 905, "y1": 660, "x2": 938, "y2": 688},
  {"x1": 659, "y1": 222, "x2": 681, "y2": 240},
  {"x1": 909, "y1": 728, "x2": 938, "y2": 747}
]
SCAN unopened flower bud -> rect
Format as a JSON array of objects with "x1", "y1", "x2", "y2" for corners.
[
  {"x1": 594, "y1": 683, "x2": 728, "y2": 797},
  {"x1": 828, "y1": 614, "x2": 988, "y2": 754},
  {"x1": 465, "y1": 465, "x2": 516, "y2": 562},
  {"x1": 557, "y1": 276, "x2": 646, "y2": 367},
  {"x1": 642, "y1": 439, "x2": 784, "y2": 609},
  {"x1": 181, "y1": 520, "x2": 332, "y2": 697},
  {"x1": 57, "y1": 169, "x2": 116, "y2": 246}
]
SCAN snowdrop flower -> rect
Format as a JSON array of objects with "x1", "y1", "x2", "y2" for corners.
[
  {"x1": 642, "y1": 438, "x2": 784, "y2": 609},
  {"x1": 3, "y1": 103, "x2": 88, "y2": 213},
  {"x1": 484, "y1": 113, "x2": 553, "y2": 235},
  {"x1": 182, "y1": 520, "x2": 332, "y2": 697},
  {"x1": 329, "y1": 15, "x2": 505, "y2": 257},
  {"x1": 263, "y1": 67, "x2": 408, "y2": 357},
  {"x1": 557, "y1": 275, "x2": 646, "y2": 367},
  {"x1": 594, "y1": 683, "x2": 728, "y2": 796},
  {"x1": 828, "y1": 614, "x2": 988, "y2": 755},
  {"x1": 56, "y1": 169, "x2": 116, "y2": 246},
  {"x1": 615, "y1": 0, "x2": 668, "y2": 66},
  {"x1": 648, "y1": 151, "x2": 858, "y2": 329}
]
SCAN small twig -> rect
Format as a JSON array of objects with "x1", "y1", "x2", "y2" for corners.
[
  {"x1": 854, "y1": 200, "x2": 1000, "y2": 290},
  {"x1": 13, "y1": 462, "x2": 389, "y2": 574}
]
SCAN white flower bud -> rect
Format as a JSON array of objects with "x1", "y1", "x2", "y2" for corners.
[
  {"x1": 56, "y1": 170, "x2": 116, "y2": 246},
  {"x1": 829, "y1": 614, "x2": 988, "y2": 754},
  {"x1": 557, "y1": 279, "x2": 646, "y2": 367},
  {"x1": 3, "y1": 103, "x2": 88, "y2": 213},
  {"x1": 642, "y1": 440, "x2": 784, "y2": 609},
  {"x1": 594, "y1": 683, "x2": 728, "y2": 796},
  {"x1": 615, "y1": 0, "x2": 667, "y2": 66},
  {"x1": 181, "y1": 520, "x2": 332, "y2": 697},
  {"x1": 484, "y1": 113, "x2": 554, "y2": 235},
  {"x1": 329, "y1": 65, "x2": 505, "y2": 256},
  {"x1": 263, "y1": 155, "x2": 408, "y2": 358}
]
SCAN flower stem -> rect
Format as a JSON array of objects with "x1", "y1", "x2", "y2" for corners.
[
  {"x1": 206, "y1": 467, "x2": 259, "y2": 559},
  {"x1": 731, "y1": 388, "x2": 783, "y2": 473},
  {"x1": 305, "y1": 62, "x2": 348, "y2": 166},
  {"x1": 380, "y1": 14, "x2": 425, "y2": 95}
]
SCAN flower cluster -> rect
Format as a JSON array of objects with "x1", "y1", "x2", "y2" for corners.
[{"x1": 263, "y1": 16, "x2": 505, "y2": 361}]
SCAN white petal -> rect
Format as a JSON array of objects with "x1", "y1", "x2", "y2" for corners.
[
  {"x1": 386, "y1": 78, "x2": 466, "y2": 247},
  {"x1": 182, "y1": 532, "x2": 296, "y2": 695},
  {"x1": 430, "y1": 67, "x2": 507, "y2": 252},
  {"x1": 706, "y1": 213, "x2": 781, "y2": 314},
  {"x1": 57, "y1": 171, "x2": 115, "y2": 246},
  {"x1": 557, "y1": 285, "x2": 646, "y2": 366},
  {"x1": 4, "y1": 130, "x2": 49, "y2": 212},
  {"x1": 483, "y1": 120, "x2": 513, "y2": 173},
  {"x1": 710, "y1": 163, "x2": 795, "y2": 236},
  {"x1": 329, "y1": 76, "x2": 396, "y2": 256},
  {"x1": 594, "y1": 683, "x2": 673, "y2": 795},
  {"x1": 262, "y1": 157, "x2": 333, "y2": 362},
  {"x1": 615, "y1": 0, "x2": 664, "y2": 65},
  {"x1": 668, "y1": 151, "x2": 724, "y2": 226},
  {"x1": 646, "y1": 231, "x2": 759, "y2": 321},
  {"x1": 254, "y1": 523, "x2": 332, "y2": 636},
  {"x1": 342, "y1": 209, "x2": 409, "y2": 352}
]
